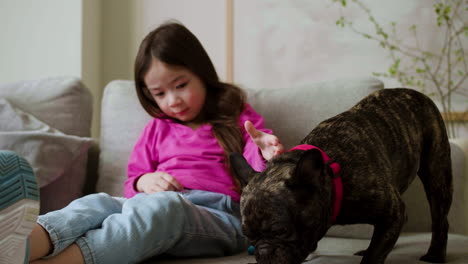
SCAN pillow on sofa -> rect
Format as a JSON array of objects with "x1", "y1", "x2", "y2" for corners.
[
  {"x1": 0, "y1": 98, "x2": 93, "y2": 188},
  {"x1": 0, "y1": 77, "x2": 93, "y2": 137}
]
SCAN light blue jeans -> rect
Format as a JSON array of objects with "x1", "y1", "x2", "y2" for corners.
[{"x1": 37, "y1": 190, "x2": 248, "y2": 264}]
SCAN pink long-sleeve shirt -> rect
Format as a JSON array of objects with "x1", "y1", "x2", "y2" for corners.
[{"x1": 125, "y1": 104, "x2": 271, "y2": 201}]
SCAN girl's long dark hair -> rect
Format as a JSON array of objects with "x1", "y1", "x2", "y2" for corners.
[{"x1": 134, "y1": 21, "x2": 246, "y2": 192}]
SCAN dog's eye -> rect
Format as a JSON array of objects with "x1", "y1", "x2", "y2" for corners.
[{"x1": 272, "y1": 226, "x2": 289, "y2": 235}]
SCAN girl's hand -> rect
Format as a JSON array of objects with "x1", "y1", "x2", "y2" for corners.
[
  {"x1": 136, "y1": 171, "x2": 183, "y2": 194},
  {"x1": 245, "y1": 120, "x2": 284, "y2": 161}
]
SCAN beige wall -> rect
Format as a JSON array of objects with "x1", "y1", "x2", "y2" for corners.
[
  {"x1": 1, "y1": 0, "x2": 465, "y2": 137},
  {"x1": 100, "y1": 0, "x2": 228, "y2": 87},
  {"x1": 0, "y1": 0, "x2": 103, "y2": 137},
  {"x1": 0, "y1": 0, "x2": 82, "y2": 82},
  {"x1": 83, "y1": 0, "x2": 102, "y2": 138},
  {"x1": 101, "y1": 0, "x2": 135, "y2": 89},
  {"x1": 0, "y1": 0, "x2": 227, "y2": 138}
]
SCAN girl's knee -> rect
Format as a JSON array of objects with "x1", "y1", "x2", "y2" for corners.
[
  {"x1": 119, "y1": 192, "x2": 189, "y2": 242},
  {"x1": 125, "y1": 191, "x2": 188, "y2": 220},
  {"x1": 127, "y1": 191, "x2": 185, "y2": 209},
  {"x1": 67, "y1": 192, "x2": 122, "y2": 212},
  {"x1": 87, "y1": 192, "x2": 112, "y2": 200},
  {"x1": 72, "y1": 192, "x2": 111, "y2": 204}
]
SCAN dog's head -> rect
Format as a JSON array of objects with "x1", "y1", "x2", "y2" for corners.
[{"x1": 230, "y1": 149, "x2": 335, "y2": 264}]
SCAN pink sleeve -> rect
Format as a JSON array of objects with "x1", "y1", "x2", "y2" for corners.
[
  {"x1": 124, "y1": 120, "x2": 158, "y2": 198},
  {"x1": 239, "y1": 104, "x2": 273, "y2": 172}
]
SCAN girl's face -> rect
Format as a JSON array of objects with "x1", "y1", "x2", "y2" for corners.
[{"x1": 144, "y1": 58, "x2": 207, "y2": 127}]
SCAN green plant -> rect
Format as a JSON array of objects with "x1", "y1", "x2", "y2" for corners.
[{"x1": 332, "y1": 0, "x2": 467, "y2": 138}]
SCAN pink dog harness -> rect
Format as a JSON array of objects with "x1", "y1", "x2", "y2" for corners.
[{"x1": 289, "y1": 144, "x2": 343, "y2": 224}]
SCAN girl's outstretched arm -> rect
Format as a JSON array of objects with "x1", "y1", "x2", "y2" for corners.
[{"x1": 244, "y1": 120, "x2": 284, "y2": 161}]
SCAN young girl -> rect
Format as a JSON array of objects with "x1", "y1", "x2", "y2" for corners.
[{"x1": 7, "y1": 21, "x2": 284, "y2": 264}]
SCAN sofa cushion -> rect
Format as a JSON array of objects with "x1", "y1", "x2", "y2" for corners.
[
  {"x1": 97, "y1": 80, "x2": 151, "y2": 196},
  {"x1": 0, "y1": 76, "x2": 94, "y2": 213},
  {"x1": 0, "y1": 76, "x2": 93, "y2": 137},
  {"x1": 246, "y1": 77, "x2": 384, "y2": 149},
  {"x1": 0, "y1": 98, "x2": 93, "y2": 186},
  {"x1": 401, "y1": 140, "x2": 468, "y2": 235},
  {"x1": 147, "y1": 233, "x2": 468, "y2": 263},
  {"x1": 0, "y1": 98, "x2": 93, "y2": 213}
]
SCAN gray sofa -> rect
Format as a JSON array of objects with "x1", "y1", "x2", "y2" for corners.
[{"x1": 1, "y1": 76, "x2": 467, "y2": 263}]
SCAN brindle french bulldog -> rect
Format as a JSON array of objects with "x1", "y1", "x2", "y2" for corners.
[{"x1": 230, "y1": 88, "x2": 453, "y2": 264}]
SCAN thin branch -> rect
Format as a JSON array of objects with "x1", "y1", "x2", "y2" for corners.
[
  {"x1": 452, "y1": 73, "x2": 468, "y2": 92},
  {"x1": 332, "y1": 0, "x2": 467, "y2": 137},
  {"x1": 452, "y1": 24, "x2": 467, "y2": 77},
  {"x1": 346, "y1": 23, "x2": 426, "y2": 60},
  {"x1": 434, "y1": 13, "x2": 450, "y2": 77}
]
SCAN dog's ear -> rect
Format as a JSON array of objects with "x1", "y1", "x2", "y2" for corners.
[
  {"x1": 229, "y1": 152, "x2": 258, "y2": 188},
  {"x1": 287, "y1": 149, "x2": 325, "y2": 188}
]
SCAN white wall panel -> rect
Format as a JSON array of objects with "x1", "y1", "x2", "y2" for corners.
[{"x1": 0, "y1": 0, "x2": 82, "y2": 83}]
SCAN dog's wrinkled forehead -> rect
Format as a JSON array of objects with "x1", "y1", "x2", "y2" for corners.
[
  {"x1": 241, "y1": 152, "x2": 301, "y2": 209},
  {"x1": 244, "y1": 164, "x2": 293, "y2": 193}
]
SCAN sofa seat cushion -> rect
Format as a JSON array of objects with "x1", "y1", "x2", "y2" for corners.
[{"x1": 147, "y1": 233, "x2": 468, "y2": 263}]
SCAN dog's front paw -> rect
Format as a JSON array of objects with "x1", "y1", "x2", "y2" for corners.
[
  {"x1": 354, "y1": 249, "x2": 366, "y2": 256},
  {"x1": 420, "y1": 253, "x2": 446, "y2": 263}
]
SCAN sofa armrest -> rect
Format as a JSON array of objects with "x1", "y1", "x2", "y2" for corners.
[
  {"x1": 400, "y1": 138, "x2": 468, "y2": 236},
  {"x1": 0, "y1": 77, "x2": 94, "y2": 214},
  {"x1": 448, "y1": 138, "x2": 468, "y2": 235}
]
